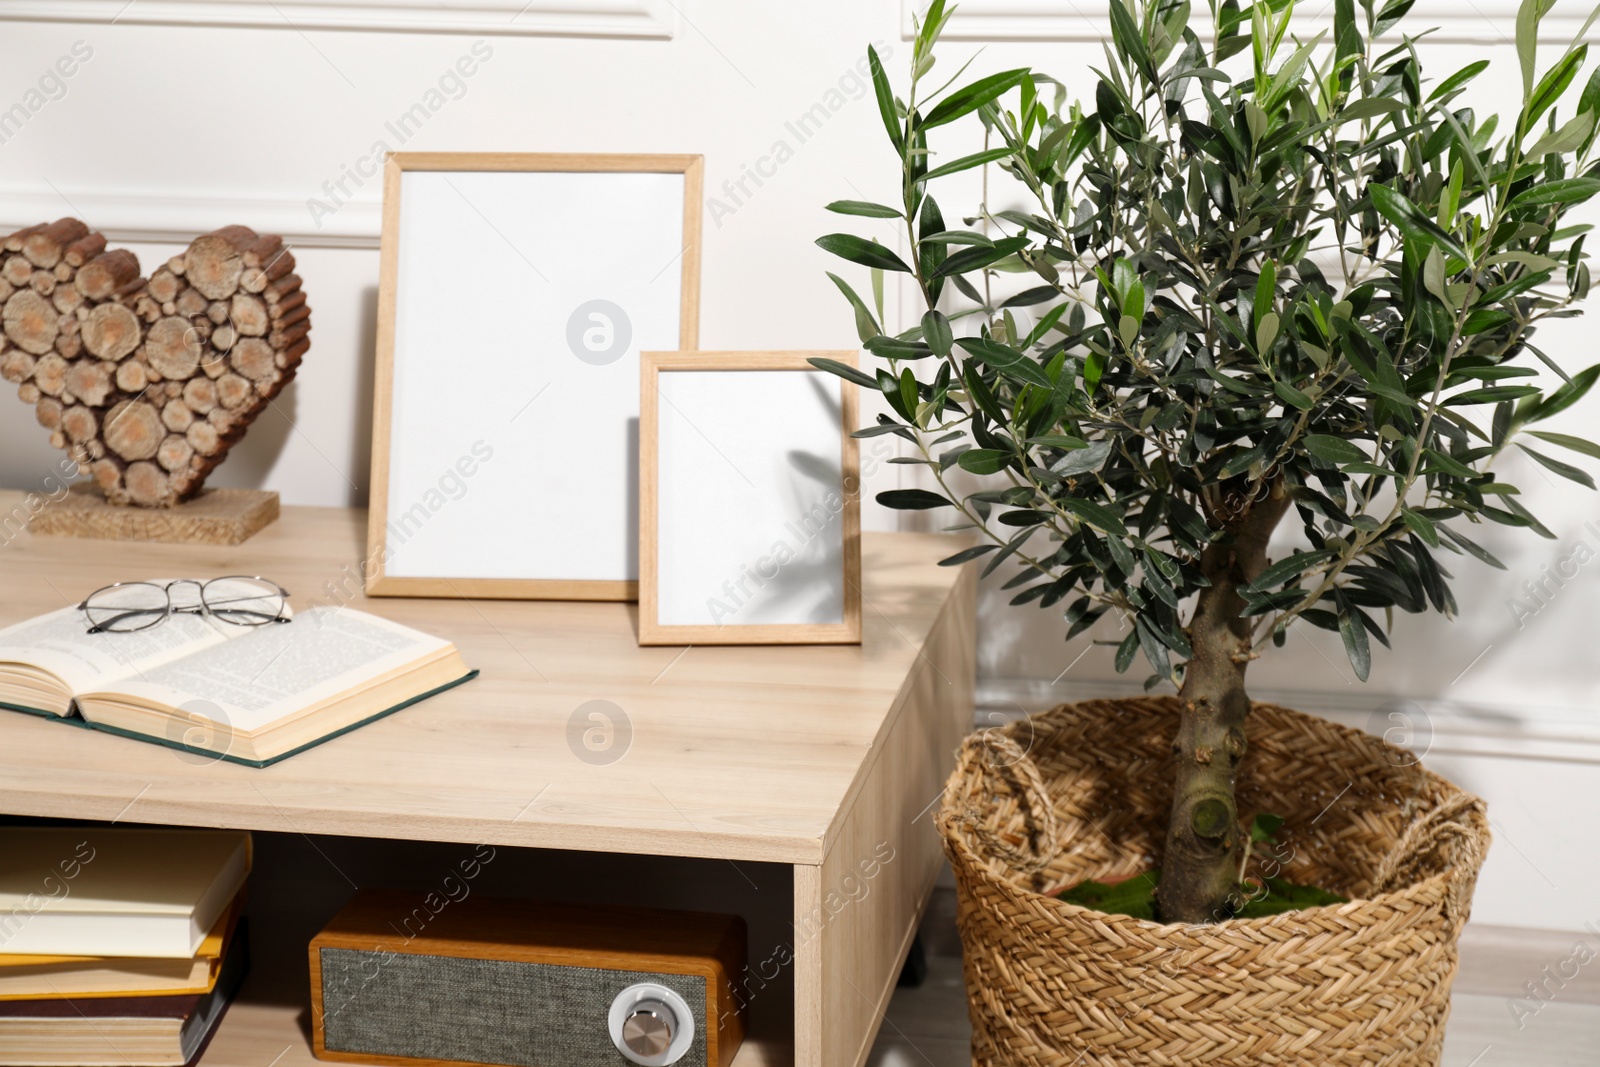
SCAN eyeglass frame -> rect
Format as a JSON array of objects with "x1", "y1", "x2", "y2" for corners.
[{"x1": 77, "y1": 577, "x2": 292, "y2": 635}]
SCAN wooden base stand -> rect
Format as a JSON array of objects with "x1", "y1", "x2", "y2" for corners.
[{"x1": 29, "y1": 483, "x2": 279, "y2": 545}]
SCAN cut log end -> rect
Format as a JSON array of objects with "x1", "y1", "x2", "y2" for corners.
[
  {"x1": 231, "y1": 337, "x2": 277, "y2": 382},
  {"x1": 175, "y1": 288, "x2": 208, "y2": 318},
  {"x1": 157, "y1": 435, "x2": 194, "y2": 473},
  {"x1": 104, "y1": 400, "x2": 164, "y2": 462},
  {"x1": 61, "y1": 404, "x2": 98, "y2": 443},
  {"x1": 183, "y1": 377, "x2": 218, "y2": 413},
  {"x1": 81, "y1": 303, "x2": 142, "y2": 361},
  {"x1": 75, "y1": 250, "x2": 142, "y2": 301},
  {"x1": 36, "y1": 396, "x2": 64, "y2": 430},
  {"x1": 216, "y1": 373, "x2": 252, "y2": 409},
  {"x1": 161, "y1": 399, "x2": 194, "y2": 433},
  {"x1": 143, "y1": 316, "x2": 204, "y2": 381},
  {"x1": 63, "y1": 360, "x2": 114, "y2": 407},
  {"x1": 33, "y1": 353, "x2": 69, "y2": 396},
  {"x1": 1, "y1": 257, "x2": 32, "y2": 288},
  {"x1": 186, "y1": 420, "x2": 220, "y2": 456},
  {"x1": 91, "y1": 458, "x2": 120, "y2": 492},
  {"x1": 230, "y1": 293, "x2": 269, "y2": 336},
  {"x1": 146, "y1": 269, "x2": 182, "y2": 304},
  {"x1": 115, "y1": 360, "x2": 148, "y2": 393},
  {"x1": 21, "y1": 219, "x2": 90, "y2": 270},
  {"x1": 0, "y1": 350, "x2": 35, "y2": 383},
  {"x1": 3, "y1": 290, "x2": 61, "y2": 355},
  {"x1": 64, "y1": 232, "x2": 107, "y2": 268},
  {"x1": 123, "y1": 461, "x2": 172, "y2": 507},
  {"x1": 184, "y1": 228, "x2": 258, "y2": 301}
]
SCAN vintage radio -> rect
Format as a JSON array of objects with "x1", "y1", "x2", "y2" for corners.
[{"x1": 309, "y1": 890, "x2": 746, "y2": 1067}]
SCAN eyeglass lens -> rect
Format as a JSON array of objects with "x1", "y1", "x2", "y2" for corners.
[
  {"x1": 81, "y1": 582, "x2": 170, "y2": 634},
  {"x1": 201, "y1": 577, "x2": 287, "y2": 626}
]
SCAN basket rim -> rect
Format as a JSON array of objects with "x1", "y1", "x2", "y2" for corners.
[
  {"x1": 941, "y1": 821, "x2": 1461, "y2": 934},
  {"x1": 937, "y1": 696, "x2": 1489, "y2": 937}
]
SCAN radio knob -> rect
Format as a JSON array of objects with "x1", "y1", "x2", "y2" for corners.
[
  {"x1": 608, "y1": 984, "x2": 693, "y2": 1066},
  {"x1": 622, "y1": 1004, "x2": 674, "y2": 1057}
]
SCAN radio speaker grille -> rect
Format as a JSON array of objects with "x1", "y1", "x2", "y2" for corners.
[{"x1": 318, "y1": 947, "x2": 709, "y2": 1067}]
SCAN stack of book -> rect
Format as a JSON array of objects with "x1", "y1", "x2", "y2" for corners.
[{"x1": 0, "y1": 828, "x2": 251, "y2": 1067}]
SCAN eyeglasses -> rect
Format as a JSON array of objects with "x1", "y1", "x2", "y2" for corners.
[{"x1": 79, "y1": 577, "x2": 291, "y2": 635}]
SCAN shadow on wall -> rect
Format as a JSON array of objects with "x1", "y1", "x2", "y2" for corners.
[
  {"x1": 206, "y1": 284, "x2": 378, "y2": 507},
  {"x1": 349, "y1": 284, "x2": 378, "y2": 502},
  {"x1": 206, "y1": 383, "x2": 295, "y2": 491}
]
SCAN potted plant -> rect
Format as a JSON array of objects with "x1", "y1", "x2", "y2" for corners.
[{"x1": 813, "y1": 0, "x2": 1599, "y2": 1062}]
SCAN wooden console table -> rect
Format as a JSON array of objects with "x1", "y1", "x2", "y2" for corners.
[{"x1": 0, "y1": 497, "x2": 976, "y2": 1067}]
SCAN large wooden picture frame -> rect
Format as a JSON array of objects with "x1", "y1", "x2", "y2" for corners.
[
  {"x1": 639, "y1": 352, "x2": 861, "y2": 646},
  {"x1": 366, "y1": 152, "x2": 702, "y2": 600}
]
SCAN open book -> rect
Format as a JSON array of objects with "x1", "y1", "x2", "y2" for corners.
[{"x1": 0, "y1": 598, "x2": 475, "y2": 767}]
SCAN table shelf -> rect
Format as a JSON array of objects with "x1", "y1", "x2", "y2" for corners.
[
  {"x1": 0, "y1": 499, "x2": 977, "y2": 1067},
  {"x1": 203, "y1": 985, "x2": 793, "y2": 1067}
]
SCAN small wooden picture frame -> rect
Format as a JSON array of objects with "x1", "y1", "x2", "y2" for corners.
[
  {"x1": 366, "y1": 152, "x2": 703, "y2": 600},
  {"x1": 639, "y1": 351, "x2": 861, "y2": 646}
]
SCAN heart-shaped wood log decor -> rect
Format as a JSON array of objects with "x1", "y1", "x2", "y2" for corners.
[{"x1": 0, "y1": 219, "x2": 311, "y2": 507}]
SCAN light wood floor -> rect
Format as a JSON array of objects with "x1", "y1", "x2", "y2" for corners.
[{"x1": 867, "y1": 891, "x2": 1600, "y2": 1066}]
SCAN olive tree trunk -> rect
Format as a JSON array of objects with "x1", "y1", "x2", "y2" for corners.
[{"x1": 1155, "y1": 479, "x2": 1292, "y2": 924}]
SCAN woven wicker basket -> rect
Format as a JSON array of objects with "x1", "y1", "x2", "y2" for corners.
[{"x1": 937, "y1": 697, "x2": 1490, "y2": 1067}]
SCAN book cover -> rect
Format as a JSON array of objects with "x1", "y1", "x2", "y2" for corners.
[
  {"x1": 0, "y1": 920, "x2": 248, "y2": 1067},
  {"x1": 0, "y1": 894, "x2": 243, "y2": 1001},
  {"x1": 0, "y1": 829, "x2": 249, "y2": 958}
]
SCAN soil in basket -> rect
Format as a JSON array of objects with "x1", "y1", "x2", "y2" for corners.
[{"x1": 1057, "y1": 870, "x2": 1346, "y2": 921}]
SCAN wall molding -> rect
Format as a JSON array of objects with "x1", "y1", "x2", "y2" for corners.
[
  {"x1": 903, "y1": 0, "x2": 1594, "y2": 44},
  {"x1": 0, "y1": 186, "x2": 381, "y2": 250},
  {"x1": 0, "y1": 0, "x2": 676, "y2": 39},
  {"x1": 977, "y1": 677, "x2": 1600, "y2": 766}
]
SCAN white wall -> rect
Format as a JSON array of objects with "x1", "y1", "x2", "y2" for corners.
[{"x1": 1, "y1": 1, "x2": 1595, "y2": 928}]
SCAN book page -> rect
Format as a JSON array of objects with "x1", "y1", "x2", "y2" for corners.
[
  {"x1": 0, "y1": 604, "x2": 231, "y2": 700},
  {"x1": 92, "y1": 608, "x2": 452, "y2": 734}
]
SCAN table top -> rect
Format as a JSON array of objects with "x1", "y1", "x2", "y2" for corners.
[{"x1": 0, "y1": 494, "x2": 971, "y2": 865}]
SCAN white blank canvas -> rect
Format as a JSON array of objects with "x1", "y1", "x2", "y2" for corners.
[
  {"x1": 383, "y1": 169, "x2": 686, "y2": 582},
  {"x1": 654, "y1": 369, "x2": 847, "y2": 627}
]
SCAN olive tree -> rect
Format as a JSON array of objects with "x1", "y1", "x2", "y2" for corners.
[{"x1": 814, "y1": 0, "x2": 1600, "y2": 922}]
